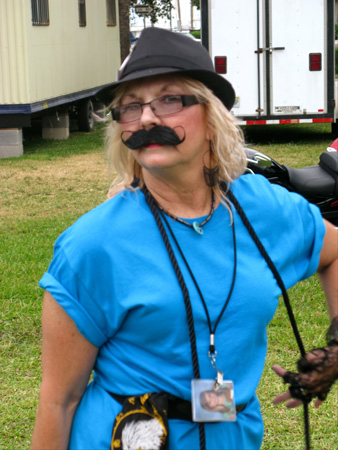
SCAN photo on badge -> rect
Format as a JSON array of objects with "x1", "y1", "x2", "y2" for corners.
[{"x1": 191, "y1": 379, "x2": 236, "y2": 422}]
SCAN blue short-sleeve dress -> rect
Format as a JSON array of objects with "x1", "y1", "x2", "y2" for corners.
[{"x1": 39, "y1": 174, "x2": 325, "y2": 450}]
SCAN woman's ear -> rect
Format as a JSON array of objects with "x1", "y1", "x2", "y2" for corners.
[{"x1": 205, "y1": 123, "x2": 215, "y2": 142}]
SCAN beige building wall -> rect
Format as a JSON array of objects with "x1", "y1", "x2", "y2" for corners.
[
  {"x1": 0, "y1": 0, "x2": 30, "y2": 104},
  {"x1": 0, "y1": 0, "x2": 120, "y2": 105}
]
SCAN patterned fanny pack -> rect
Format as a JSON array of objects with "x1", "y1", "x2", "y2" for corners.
[{"x1": 109, "y1": 392, "x2": 246, "y2": 450}]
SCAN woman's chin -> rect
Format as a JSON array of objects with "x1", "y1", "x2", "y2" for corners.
[{"x1": 135, "y1": 147, "x2": 178, "y2": 171}]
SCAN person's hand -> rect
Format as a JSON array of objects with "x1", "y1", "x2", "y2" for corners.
[
  {"x1": 272, "y1": 365, "x2": 324, "y2": 408},
  {"x1": 272, "y1": 340, "x2": 338, "y2": 408}
]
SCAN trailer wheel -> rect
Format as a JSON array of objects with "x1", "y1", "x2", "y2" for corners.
[{"x1": 78, "y1": 99, "x2": 95, "y2": 132}]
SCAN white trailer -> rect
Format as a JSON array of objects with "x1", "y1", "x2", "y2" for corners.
[
  {"x1": 200, "y1": 0, "x2": 336, "y2": 131},
  {"x1": 0, "y1": 0, "x2": 121, "y2": 157}
]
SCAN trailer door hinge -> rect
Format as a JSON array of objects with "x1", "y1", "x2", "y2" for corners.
[
  {"x1": 255, "y1": 47, "x2": 285, "y2": 54},
  {"x1": 329, "y1": 98, "x2": 335, "y2": 109}
]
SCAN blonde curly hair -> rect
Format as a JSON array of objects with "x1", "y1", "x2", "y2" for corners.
[{"x1": 105, "y1": 74, "x2": 246, "y2": 201}]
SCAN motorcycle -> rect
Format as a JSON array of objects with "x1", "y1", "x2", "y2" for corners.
[{"x1": 245, "y1": 139, "x2": 338, "y2": 226}]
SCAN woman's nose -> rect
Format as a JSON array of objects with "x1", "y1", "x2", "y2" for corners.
[{"x1": 139, "y1": 104, "x2": 161, "y2": 128}]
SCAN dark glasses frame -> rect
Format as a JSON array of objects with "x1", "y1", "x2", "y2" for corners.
[{"x1": 110, "y1": 94, "x2": 200, "y2": 123}]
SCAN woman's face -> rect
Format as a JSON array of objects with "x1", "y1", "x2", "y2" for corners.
[
  {"x1": 119, "y1": 76, "x2": 213, "y2": 180},
  {"x1": 203, "y1": 391, "x2": 218, "y2": 409}
]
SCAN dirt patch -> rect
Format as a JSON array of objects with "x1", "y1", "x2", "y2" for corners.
[{"x1": 0, "y1": 153, "x2": 111, "y2": 221}]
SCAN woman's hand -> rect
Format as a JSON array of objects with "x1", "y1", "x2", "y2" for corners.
[
  {"x1": 273, "y1": 365, "x2": 324, "y2": 408},
  {"x1": 272, "y1": 335, "x2": 338, "y2": 408},
  {"x1": 273, "y1": 221, "x2": 338, "y2": 409}
]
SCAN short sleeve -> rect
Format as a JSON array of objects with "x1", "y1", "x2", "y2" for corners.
[
  {"x1": 39, "y1": 232, "x2": 111, "y2": 348},
  {"x1": 289, "y1": 190, "x2": 326, "y2": 282},
  {"x1": 232, "y1": 175, "x2": 326, "y2": 289}
]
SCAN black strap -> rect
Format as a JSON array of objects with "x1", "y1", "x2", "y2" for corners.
[
  {"x1": 109, "y1": 392, "x2": 247, "y2": 421},
  {"x1": 225, "y1": 188, "x2": 307, "y2": 357},
  {"x1": 225, "y1": 186, "x2": 311, "y2": 450}
]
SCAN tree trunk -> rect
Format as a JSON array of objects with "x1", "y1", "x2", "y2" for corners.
[
  {"x1": 118, "y1": 0, "x2": 130, "y2": 63},
  {"x1": 176, "y1": 0, "x2": 182, "y2": 31},
  {"x1": 190, "y1": 0, "x2": 193, "y2": 29}
]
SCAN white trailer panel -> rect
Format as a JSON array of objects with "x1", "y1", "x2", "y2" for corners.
[
  {"x1": 270, "y1": 0, "x2": 326, "y2": 115},
  {"x1": 208, "y1": 1, "x2": 264, "y2": 117},
  {"x1": 202, "y1": 0, "x2": 335, "y2": 126}
]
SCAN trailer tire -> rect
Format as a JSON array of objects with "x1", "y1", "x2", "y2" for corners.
[{"x1": 78, "y1": 99, "x2": 95, "y2": 132}]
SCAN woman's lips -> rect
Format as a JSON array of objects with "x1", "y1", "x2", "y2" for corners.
[{"x1": 145, "y1": 142, "x2": 164, "y2": 149}]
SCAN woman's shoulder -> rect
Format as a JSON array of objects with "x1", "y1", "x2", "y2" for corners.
[
  {"x1": 55, "y1": 189, "x2": 148, "y2": 250},
  {"x1": 230, "y1": 173, "x2": 325, "y2": 243},
  {"x1": 229, "y1": 173, "x2": 323, "y2": 232},
  {"x1": 231, "y1": 173, "x2": 279, "y2": 197},
  {"x1": 230, "y1": 173, "x2": 303, "y2": 210}
]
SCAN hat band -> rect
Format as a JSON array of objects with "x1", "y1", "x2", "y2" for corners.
[{"x1": 121, "y1": 55, "x2": 213, "y2": 81}]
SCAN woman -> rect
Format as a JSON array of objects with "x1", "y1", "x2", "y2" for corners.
[
  {"x1": 200, "y1": 388, "x2": 236, "y2": 420},
  {"x1": 31, "y1": 28, "x2": 338, "y2": 450},
  {"x1": 200, "y1": 389, "x2": 233, "y2": 413}
]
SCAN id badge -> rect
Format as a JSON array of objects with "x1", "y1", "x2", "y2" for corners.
[{"x1": 191, "y1": 379, "x2": 236, "y2": 422}]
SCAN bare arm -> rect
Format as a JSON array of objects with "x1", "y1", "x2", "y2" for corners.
[
  {"x1": 273, "y1": 220, "x2": 338, "y2": 408},
  {"x1": 31, "y1": 291, "x2": 98, "y2": 450},
  {"x1": 317, "y1": 220, "x2": 338, "y2": 319}
]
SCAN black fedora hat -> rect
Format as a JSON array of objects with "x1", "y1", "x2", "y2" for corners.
[{"x1": 97, "y1": 27, "x2": 235, "y2": 110}]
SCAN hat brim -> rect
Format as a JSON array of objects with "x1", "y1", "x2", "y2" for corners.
[{"x1": 97, "y1": 67, "x2": 235, "y2": 111}]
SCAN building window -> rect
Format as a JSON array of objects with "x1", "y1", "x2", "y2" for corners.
[
  {"x1": 31, "y1": 0, "x2": 49, "y2": 26},
  {"x1": 79, "y1": 0, "x2": 86, "y2": 27},
  {"x1": 106, "y1": 0, "x2": 116, "y2": 26}
]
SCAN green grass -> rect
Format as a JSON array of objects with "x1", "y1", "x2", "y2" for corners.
[{"x1": 1, "y1": 122, "x2": 337, "y2": 449}]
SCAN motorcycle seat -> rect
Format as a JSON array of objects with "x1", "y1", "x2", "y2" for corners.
[{"x1": 284, "y1": 164, "x2": 336, "y2": 196}]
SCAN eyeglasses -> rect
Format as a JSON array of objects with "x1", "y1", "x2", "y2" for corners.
[{"x1": 111, "y1": 94, "x2": 200, "y2": 123}]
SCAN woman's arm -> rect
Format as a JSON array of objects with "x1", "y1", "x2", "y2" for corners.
[
  {"x1": 31, "y1": 291, "x2": 99, "y2": 450},
  {"x1": 317, "y1": 220, "x2": 338, "y2": 319},
  {"x1": 273, "y1": 219, "x2": 338, "y2": 407}
]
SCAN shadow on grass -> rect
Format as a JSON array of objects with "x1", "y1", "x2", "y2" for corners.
[
  {"x1": 243, "y1": 123, "x2": 333, "y2": 146},
  {"x1": 22, "y1": 119, "x2": 106, "y2": 159}
]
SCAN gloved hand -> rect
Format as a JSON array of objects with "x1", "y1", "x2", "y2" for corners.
[{"x1": 273, "y1": 316, "x2": 338, "y2": 407}]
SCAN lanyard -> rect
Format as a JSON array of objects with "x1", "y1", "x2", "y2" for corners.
[
  {"x1": 142, "y1": 186, "x2": 237, "y2": 373},
  {"x1": 158, "y1": 206, "x2": 237, "y2": 363},
  {"x1": 142, "y1": 185, "x2": 235, "y2": 450}
]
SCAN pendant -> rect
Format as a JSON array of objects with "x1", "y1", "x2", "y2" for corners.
[
  {"x1": 191, "y1": 379, "x2": 236, "y2": 422},
  {"x1": 192, "y1": 221, "x2": 203, "y2": 235}
]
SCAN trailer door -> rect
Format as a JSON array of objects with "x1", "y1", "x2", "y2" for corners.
[
  {"x1": 207, "y1": 0, "x2": 264, "y2": 118},
  {"x1": 268, "y1": 0, "x2": 327, "y2": 117},
  {"x1": 204, "y1": 0, "x2": 334, "y2": 122}
]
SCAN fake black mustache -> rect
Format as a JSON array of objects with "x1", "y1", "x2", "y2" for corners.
[{"x1": 121, "y1": 126, "x2": 185, "y2": 150}]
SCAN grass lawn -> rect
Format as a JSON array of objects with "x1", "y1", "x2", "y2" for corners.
[{"x1": 0, "y1": 122, "x2": 337, "y2": 449}]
